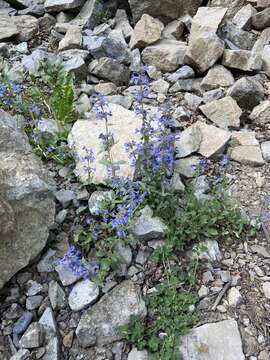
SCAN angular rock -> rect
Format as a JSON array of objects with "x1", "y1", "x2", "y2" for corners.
[
  {"x1": 229, "y1": 145, "x2": 264, "y2": 166},
  {"x1": 261, "y1": 141, "x2": 270, "y2": 162},
  {"x1": 13, "y1": 311, "x2": 33, "y2": 335},
  {"x1": 199, "y1": 96, "x2": 242, "y2": 129},
  {"x1": 208, "y1": 0, "x2": 245, "y2": 19},
  {"x1": 262, "y1": 282, "x2": 270, "y2": 299},
  {"x1": 88, "y1": 190, "x2": 114, "y2": 215},
  {"x1": 71, "y1": 0, "x2": 103, "y2": 29},
  {"x1": 68, "y1": 279, "x2": 99, "y2": 311},
  {"x1": 68, "y1": 104, "x2": 141, "y2": 183},
  {"x1": 201, "y1": 65, "x2": 234, "y2": 91},
  {"x1": 250, "y1": 101, "x2": 270, "y2": 126},
  {"x1": 162, "y1": 19, "x2": 184, "y2": 40},
  {"x1": 252, "y1": 8, "x2": 270, "y2": 30},
  {"x1": 39, "y1": 307, "x2": 58, "y2": 335},
  {"x1": 130, "y1": 14, "x2": 164, "y2": 50},
  {"x1": 131, "y1": 206, "x2": 167, "y2": 241},
  {"x1": 44, "y1": 0, "x2": 84, "y2": 12},
  {"x1": 170, "y1": 78, "x2": 202, "y2": 94},
  {"x1": 26, "y1": 295, "x2": 43, "y2": 310},
  {"x1": 10, "y1": 349, "x2": 30, "y2": 360},
  {"x1": 228, "y1": 287, "x2": 242, "y2": 306},
  {"x1": 175, "y1": 156, "x2": 200, "y2": 178},
  {"x1": 189, "y1": 6, "x2": 227, "y2": 43},
  {"x1": 231, "y1": 131, "x2": 259, "y2": 146},
  {"x1": 76, "y1": 280, "x2": 147, "y2": 347},
  {"x1": 227, "y1": 76, "x2": 264, "y2": 111},
  {"x1": 185, "y1": 32, "x2": 224, "y2": 73},
  {"x1": 55, "y1": 264, "x2": 81, "y2": 286},
  {"x1": 128, "y1": 348, "x2": 149, "y2": 360},
  {"x1": 14, "y1": 15, "x2": 39, "y2": 42},
  {"x1": 141, "y1": 39, "x2": 187, "y2": 72},
  {"x1": 0, "y1": 14, "x2": 19, "y2": 40},
  {"x1": 48, "y1": 281, "x2": 66, "y2": 310},
  {"x1": 39, "y1": 308, "x2": 60, "y2": 360},
  {"x1": 151, "y1": 78, "x2": 170, "y2": 95},
  {"x1": 128, "y1": 0, "x2": 202, "y2": 24},
  {"x1": 175, "y1": 124, "x2": 202, "y2": 158},
  {"x1": 37, "y1": 249, "x2": 57, "y2": 273},
  {"x1": 88, "y1": 57, "x2": 130, "y2": 85},
  {"x1": 115, "y1": 9, "x2": 133, "y2": 41},
  {"x1": 184, "y1": 93, "x2": 202, "y2": 109},
  {"x1": 20, "y1": 322, "x2": 44, "y2": 349},
  {"x1": 203, "y1": 88, "x2": 225, "y2": 103},
  {"x1": 232, "y1": 4, "x2": 257, "y2": 30},
  {"x1": 64, "y1": 55, "x2": 88, "y2": 80},
  {"x1": 219, "y1": 21, "x2": 257, "y2": 50},
  {"x1": 196, "y1": 121, "x2": 231, "y2": 158},
  {"x1": 0, "y1": 110, "x2": 55, "y2": 289},
  {"x1": 222, "y1": 49, "x2": 253, "y2": 71},
  {"x1": 59, "y1": 25, "x2": 82, "y2": 51},
  {"x1": 167, "y1": 65, "x2": 195, "y2": 82},
  {"x1": 179, "y1": 319, "x2": 245, "y2": 360}
]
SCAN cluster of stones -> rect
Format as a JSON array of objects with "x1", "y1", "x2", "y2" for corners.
[{"x1": 2, "y1": 0, "x2": 270, "y2": 359}]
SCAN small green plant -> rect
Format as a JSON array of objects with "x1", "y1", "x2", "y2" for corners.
[{"x1": 95, "y1": 8, "x2": 109, "y2": 23}]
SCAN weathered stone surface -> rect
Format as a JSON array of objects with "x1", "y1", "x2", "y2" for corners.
[
  {"x1": 10, "y1": 349, "x2": 30, "y2": 360},
  {"x1": 222, "y1": 49, "x2": 253, "y2": 71},
  {"x1": 142, "y1": 39, "x2": 187, "y2": 72},
  {"x1": 59, "y1": 25, "x2": 82, "y2": 51},
  {"x1": 232, "y1": 4, "x2": 257, "y2": 30},
  {"x1": 201, "y1": 65, "x2": 234, "y2": 90},
  {"x1": 130, "y1": 14, "x2": 164, "y2": 50},
  {"x1": 252, "y1": 8, "x2": 270, "y2": 30},
  {"x1": 261, "y1": 141, "x2": 270, "y2": 162},
  {"x1": 162, "y1": 19, "x2": 184, "y2": 40},
  {"x1": 68, "y1": 279, "x2": 99, "y2": 311},
  {"x1": 55, "y1": 264, "x2": 81, "y2": 286},
  {"x1": 184, "y1": 93, "x2": 202, "y2": 109},
  {"x1": 115, "y1": 9, "x2": 133, "y2": 41},
  {"x1": 249, "y1": 101, "x2": 270, "y2": 126},
  {"x1": 127, "y1": 0, "x2": 202, "y2": 24},
  {"x1": 227, "y1": 76, "x2": 264, "y2": 111},
  {"x1": 88, "y1": 57, "x2": 130, "y2": 85},
  {"x1": 262, "y1": 282, "x2": 270, "y2": 299},
  {"x1": 20, "y1": 322, "x2": 44, "y2": 348},
  {"x1": 131, "y1": 206, "x2": 167, "y2": 241},
  {"x1": 0, "y1": 110, "x2": 55, "y2": 289},
  {"x1": 175, "y1": 124, "x2": 202, "y2": 158},
  {"x1": 175, "y1": 156, "x2": 200, "y2": 178},
  {"x1": 208, "y1": 0, "x2": 245, "y2": 19},
  {"x1": 48, "y1": 281, "x2": 66, "y2": 310},
  {"x1": 151, "y1": 78, "x2": 170, "y2": 95},
  {"x1": 231, "y1": 131, "x2": 259, "y2": 146},
  {"x1": 0, "y1": 14, "x2": 19, "y2": 40},
  {"x1": 185, "y1": 31, "x2": 224, "y2": 73},
  {"x1": 76, "y1": 280, "x2": 147, "y2": 347},
  {"x1": 228, "y1": 287, "x2": 242, "y2": 306},
  {"x1": 128, "y1": 348, "x2": 149, "y2": 360},
  {"x1": 68, "y1": 104, "x2": 141, "y2": 183},
  {"x1": 71, "y1": 0, "x2": 103, "y2": 29},
  {"x1": 196, "y1": 121, "x2": 231, "y2": 158},
  {"x1": 39, "y1": 308, "x2": 60, "y2": 360},
  {"x1": 250, "y1": 28, "x2": 270, "y2": 72},
  {"x1": 13, "y1": 15, "x2": 39, "y2": 42},
  {"x1": 44, "y1": 0, "x2": 84, "y2": 12},
  {"x1": 167, "y1": 65, "x2": 195, "y2": 82},
  {"x1": 230, "y1": 145, "x2": 264, "y2": 166},
  {"x1": 219, "y1": 21, "x2": 257, "y2": 50},
  {"x1": 199, "y1": 96, "x2": 242, "y2": 129},
  {"x1": 179, "y1": 320, "x2": 245, "y2": 360}
]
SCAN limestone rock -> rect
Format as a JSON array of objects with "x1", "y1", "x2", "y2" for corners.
[
  {"x1": 227, "y1": 76, "x2": 264, "y2": 111},
  {"x1": 0, "y1": 14, "x2": 19, "y2": 40},
  {"x1": 141, "y1": 39, "x2": 187, "y2": 72},
  {"x1": 131, "y1": 206, "x2": 167, "y2": 241},
  {"x1": 71, "y1": 0, "x2": 103, "y2": 29},
  {"x1": 261, "y1": 141, "x2": 270, "y2": 162},
  {"x1": 162, "y1": 19, "x2": 184, "y2": 40},
  {"x1": 115, "y1": 9, "x2": 133, "y2": 41},
  {"x1": 249, "y1": 101, "x2": 270, "y2": 126},
  {"x1": 68, "y1": 279, "x2": 99, "y2": 311},
  {"x1": 201, "y1": 65, "x2": 234, "y2": 91},
  {"x1": 175, "y1": 124, "x2": 202, "y2": 158},
  {"x1": 0, "y1": 110, "x2": 55, "y2": 289},
  {"x1": 44, "y1": 0, "x2": 84, "y2": 12},
  {"x1": 232, "y1": 4, "x2": 257, "y2": 30},
  {"x1": 222, "y1": 49, "x2": 253, "y2": 71},
  {"x1": 208, "y1": 0, "x2": 245, "y2": 19},
  {"x1": 185, "y1": 32, "x2": 224, "y2": 73},
  {"x1": 179, "y1": 319, "x2": 244, "y2": 360},
  {"x1": 88, "y1": 57, "x2": 130, "y2": 85},
  {"x1": 20, "y1": 322, "x2": 44, "y2": 349},
  {"x1": 127, "y1": 0, "x2": 202, "y2": 24},
  {"x1": 68, "y1": 104, "x2": 142, "y2": 183},
  {"x1": 76, "y1": 280, "x2": 147, "y2": 347},
  {"x1": 196, "y1": 121, "x2": 231, "y2": 158},
  {"x1": 13, "y1": 15, "x2": 39, "y2": 42},
  {"x1": 229, "y1": 145, "x2": 264, "y2": 166},
  {"x1": 252, "y1": 8, "x2": 270, "y2": 30},
  {"x1": 59, "y1": 25, "x2": 82, "y2": 51},
  {"x1": 199, "y1": 96, "x2": 242, "y2": 129},
  {"x1": 231, "y1": 131, "x2": 259, "y2": 146},
  {"x1": 130, "y1": 14, "x2": 164, "y2": 50}
]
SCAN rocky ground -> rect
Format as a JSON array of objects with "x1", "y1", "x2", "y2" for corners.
[{"x1": 2, "y1": 0, "x2": 270, "y2": 359}]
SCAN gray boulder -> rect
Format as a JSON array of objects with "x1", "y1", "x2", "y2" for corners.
[
  {"x1": 76, "y1": 280, "x2": 147, "y2": 347},
  {"x1": 88, "y1": 57, "x2": 130, "y2": 85},
  {"x1": 44, "y1": 0, "x2": 84, "y2": 12},
  {"x1": 127, "y1": 0, "x2": 202, "y2": 24},
  {"x1": 0, "y1": 110, "x2": 55, "y2": 289}
]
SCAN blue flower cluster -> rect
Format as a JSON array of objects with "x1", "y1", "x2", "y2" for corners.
[
  {"x1": 0, "y1": 80, "x2": 23, "y2": 109},
  {"x1": 59, "y1": 245, "x2": 90, "y2": 280},
  {"x1": 81, "y1": 146, "x2": 96, "y2": 180}
]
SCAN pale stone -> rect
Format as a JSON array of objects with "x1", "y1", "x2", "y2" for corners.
[
  {"x1": 14, "y1": 15, "x2": 39, "y2": 42},
  {"x1": 68, "y1": 104, "x2": 142, "y2": 183},
  {"x1": 232, "y1": 4, "x2": 257, "y2": 30},
  {"x1": 44, "y1": 0, "x2": 84, "y2": 12},
  {"x1": 59, "y1": 25, "x2": 82, "y2": 51},
  {"x1": 199, "y1": 97, "x2": 242, "y2": 129},
  {"x1": 196, "y1": 121, "x2": 231, "y2": 158},
  {"x1": 231, "y1": 131, "x2": 259, "y2": 146},
  {"x1": 261, "y1": 141, "x2": 270, "y2": 162},
  {"x1": 175, "y1": 124, "x2": 202, "y2": 158},
  {"x1": 162, "y1": 19, "x2": 184, "y2": 40},
  {"x1": 228, "y1": 287, "x2": 242, "y2": 306},
  {"x1": 68, "y1": 279, "x2": 99, "y2": 311},
  {"x1": 130, "y1": 14, "x2": 164, "y2": 50},
  {"x1": 222, "y1": 49, "x2": 253, "y2": 71},
  {"x1": 201, "y1": 65, "x2": 234, "y2": 91},
  {"x1": 230, "y1": 146, "x2": 264, "y2": 166},
  {"x1": 185, "y1": 31, "x2": 224, "y2": 73},
  {"x1": 141, "y1": 39, "x2": 187, "y2": 72},
  {"x1": 262, "y1": 282, "x2": 270, "y2": 299},
  {"x1": 175, "y1": 156, "x2": 200, "y2": 178},
  {"x1": 252, "y1": 8, "x2": 270, "y2": 30},
  {"x1": 71, "y1": 0, "x2": 103, "y2": 29},
  {"x1": 262, "y1": 45, "x2": 270, "y2": 76},
  {"x1": 179, "y1": 320, "x2": 244, "y2": 360},
  {"x1": 250, "y1": 101, "x2": 270, "y2": 126},
  {"x1": 0, "y1": 14, "x2": 19, "y2": 40},
  {"x1": 128, "y1": 348, "x2": 149, "y2": 360}
]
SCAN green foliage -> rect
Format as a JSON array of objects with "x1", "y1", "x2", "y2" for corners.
[
  {"x1": 95, "y1": 8, "x2": 109, "y2": 23},
  {"x1": 120, "y1": 270, "x2": 199, "y2": 360}
]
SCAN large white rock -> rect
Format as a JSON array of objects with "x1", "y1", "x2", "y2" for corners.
[
  {"x1": 68, "y1": 279, "x2": 99, "y2": 311},
  {"x1": 179, "y1": 319, "x2": 245, "y2": 360},
  {"x1": 141, "y1": 39, "x2": 187, "y2": 72},
  {"x1": 68, "y1": 104, "x2": 142, "y2": 183}
]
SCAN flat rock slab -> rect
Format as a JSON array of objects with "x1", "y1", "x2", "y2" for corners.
[
  {"x1": 68, "y1": 103, "x2": 142, "y2": 184},
  {"x1": 76, "y1": 280, "x2": 147, "y2": 347},
  {"x1": 179, "y1": 319, "x2": 245, "y2": 360},
  {"x1": 0, "y1": 14, "x2": 19, "y2": 41}
]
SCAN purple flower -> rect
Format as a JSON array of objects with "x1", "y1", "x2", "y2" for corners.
[{"x1": 59, "y1": 246, "x2": 90, "y2": 280}]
